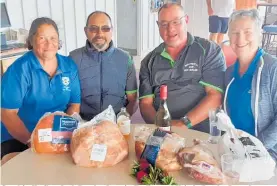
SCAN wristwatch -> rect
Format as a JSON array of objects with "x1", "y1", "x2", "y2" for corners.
[{"x1": 181, "y1": 116, "x2": 192, "y2": 129}]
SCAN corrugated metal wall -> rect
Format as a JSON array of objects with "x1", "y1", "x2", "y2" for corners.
[{"x1": 5, "y1": 0, "x2": 117, "y2": 55}]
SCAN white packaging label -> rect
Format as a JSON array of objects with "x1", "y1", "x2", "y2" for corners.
[
  {"x1": 90, "y1": 144, "x2": 107, "y2": 162},
  {"x1": 158, "y1": 126, "x2": 171, "y2": 132},
  {"x1": 38, "y1": 128, "x2": 52, "y2": 143}
]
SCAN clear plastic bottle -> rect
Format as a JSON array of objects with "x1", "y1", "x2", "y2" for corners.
[{"x1": 117, "y1": 107, "x2": 131, "y2": 140}]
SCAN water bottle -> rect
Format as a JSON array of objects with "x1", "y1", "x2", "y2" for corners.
[{"x1": 117, "y1": 107, "x2": 131, "y2": 140}]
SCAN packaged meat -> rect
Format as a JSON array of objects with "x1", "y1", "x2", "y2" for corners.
[
  {"x1": 31, "y1": 111, "x2": 79, "y2": 153},
  {"x1": 70, "y1": 106, "x2": 128, "y2": 167},
  {"x1": 134, "y1": 126, "x2": 185, "y2": 172},
  {"x1": 178, "y1": 139, "x2": 224, "y2": 184},
  {"x1": 70, "y1": 120, "x2": 128, "y2": 167}
]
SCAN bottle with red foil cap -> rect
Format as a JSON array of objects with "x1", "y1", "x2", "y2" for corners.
[{"x1": 154, "y1": 85, "x2": 171, "y2": 131}]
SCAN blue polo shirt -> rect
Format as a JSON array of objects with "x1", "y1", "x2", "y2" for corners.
[
  {"x1": 227, "y1": 49, "x2": 264, "y2": 135},
  {"x1": 1, "y1": 51, "x2": 81, "y2": 143}
]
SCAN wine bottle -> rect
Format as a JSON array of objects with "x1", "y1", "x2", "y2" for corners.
[{"x1": 154, "y1": 85, "x2": 171, "y2": 131}]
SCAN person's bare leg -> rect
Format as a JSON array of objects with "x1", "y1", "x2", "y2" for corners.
[
  {"x1": 217, "y1": 33, "x2": 225, "y2": 45},
  {"x1": 209, "y1": 33, "x2": 218, "y2": 43},
  {"x1": 1, "y1": 152, "x2": 19, "y2": 165}
]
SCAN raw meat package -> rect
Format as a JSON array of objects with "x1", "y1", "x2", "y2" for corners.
[
  {"x1": 218, "y1": 129, "x2": 276, "y2": 182},
  {"x1": 178, "y1": 139, "x2": 224, "y2": 184},
  {"x1": 31, "y1": 112, "x2": 78, "y2": 153},
  {"x1": 70, "y1": 106, "x2": 128, "y2": 167},
  {"x1": 134, "y1": 126, "x2": 185, "y2": 172}
]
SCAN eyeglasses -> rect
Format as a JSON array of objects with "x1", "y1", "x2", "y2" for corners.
[
  {"x1": 86, "y1": 25, "x2": 112, "y2": 33},
  {"x1": 157, "y1": 16, "x2": 185, "y2": 29}
]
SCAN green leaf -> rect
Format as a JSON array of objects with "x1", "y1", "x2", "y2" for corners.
[
  {"x1": 142, "y1": 176, "x2": 154, "y2": 185},
  {"x1": 161, "y1": 176, "x2": 178, "y2": 185},
  {"x1": 130, "y1": 160, "x2": 140, "y2": 177},
  {"x1": 130, "y1": 161, "x2": 177, "y2": 185}
]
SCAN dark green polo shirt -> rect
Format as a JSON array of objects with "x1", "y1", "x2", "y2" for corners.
[{"x1": 139, "y1": 33, "x2": 226, "y2": 132}]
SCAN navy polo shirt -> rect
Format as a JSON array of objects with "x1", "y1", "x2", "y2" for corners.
[
  {"x1": 227, "y1": 49, "x2": 264, "y2": 135},
  {"x1": 1, "y1": 51, "x2": 81, "y2": 143}
]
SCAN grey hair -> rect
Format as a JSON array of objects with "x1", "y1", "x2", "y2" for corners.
[
  {"x1": 26, "y1": 17, "x2": 60, "y2": 50},
  {"x1": 228, "y1": 9, "x2": 263, "y2": 32}
]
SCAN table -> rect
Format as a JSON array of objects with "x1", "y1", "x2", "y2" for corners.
[{"x1": 1, "y1": 125, "x2": 277, "y2": 184}]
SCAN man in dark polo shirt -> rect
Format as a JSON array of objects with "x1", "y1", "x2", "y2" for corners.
[{"x1": 139, "y1": 3, "x2": 226, "y2": 133}]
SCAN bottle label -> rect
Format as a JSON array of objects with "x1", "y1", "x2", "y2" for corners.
[
  {"x1": 119, "y1": 120, "x2": 131, "y2": 135},
  {"x1": 158, "y1": 126, "x2": 171, "y2": 132},
  {"x1": 117, "y1": 115, "x2": 131, "y2": 135}
]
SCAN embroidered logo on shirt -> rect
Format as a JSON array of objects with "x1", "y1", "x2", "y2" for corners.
[
  {"x1": 62, "y1": 77, "x2": 71, "y2": 91},
  {"x1": 184, "y1": 63, "x2": 199, "y2": 72}
]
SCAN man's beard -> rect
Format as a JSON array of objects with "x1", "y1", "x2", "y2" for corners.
[{"x1": 91, "y1": 37, "x2": 109, "y2": 51}]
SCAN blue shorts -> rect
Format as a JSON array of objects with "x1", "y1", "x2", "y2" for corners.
[{"x1": 209, "y1": 16, "x2": 229, "y2": 34}]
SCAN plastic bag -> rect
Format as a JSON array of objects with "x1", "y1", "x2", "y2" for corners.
[
  {"x1": 70, "y1": 105, "x2": 128, "y2": 167},
  {"x1": 218, "y1": 129, "x2": 276, "y2": 182},
  {"x1": 178, "y1": 139, "x2": 224, "y2": 184},
  {"x1": 31, "y1": 111, "x2": 79, "y2": 153},
  {"x1": 134, "y1": 126, "x2": 186, "y2": 172},
  {"x1": 217, "y1": 111, "x2": 276, "y2": 182}
]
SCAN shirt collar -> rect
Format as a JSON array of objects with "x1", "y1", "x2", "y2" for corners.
[
  {"x1": 233, "y1": 48, "x2": 264, "y2": 78},
  {"x1": 158, "y1": 32, "x2": 194, "y2": 55},
  {"x1": 30, "y1": 50, "x2": 67, "y2": 74}
]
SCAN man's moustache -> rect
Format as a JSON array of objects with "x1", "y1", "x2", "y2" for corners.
[{"x1": 93, "y1": 37, "x2": 106, "y2": 41}]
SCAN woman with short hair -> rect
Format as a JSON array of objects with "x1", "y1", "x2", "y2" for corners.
[{"x1": 224, "y1": 9, "x2": 277, "y2": 161}]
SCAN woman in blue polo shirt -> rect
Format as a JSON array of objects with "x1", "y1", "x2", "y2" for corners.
[
  {"x1": 1, "y1": 17, "x2": 81, "y2": 164},
  {"x1": 224, "y1": 10, "x2": 277, "y2": 162}
]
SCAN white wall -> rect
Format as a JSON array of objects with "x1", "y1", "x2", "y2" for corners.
[
  {"x1": 136, "y1": 0, "x2": 209, "y2": 56},
  {"x1": 183, "y1": 0, "x2": 209, "y2": 39},
  {"x1": 116, "y1": 0, "x2": 137, "y2": 52},
  {"x1": 137, "y1": 0, "x2": 163, "y2": 56},
  {"x1": 4, "y1": 0, "x2": 117, "y2": 55}
]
